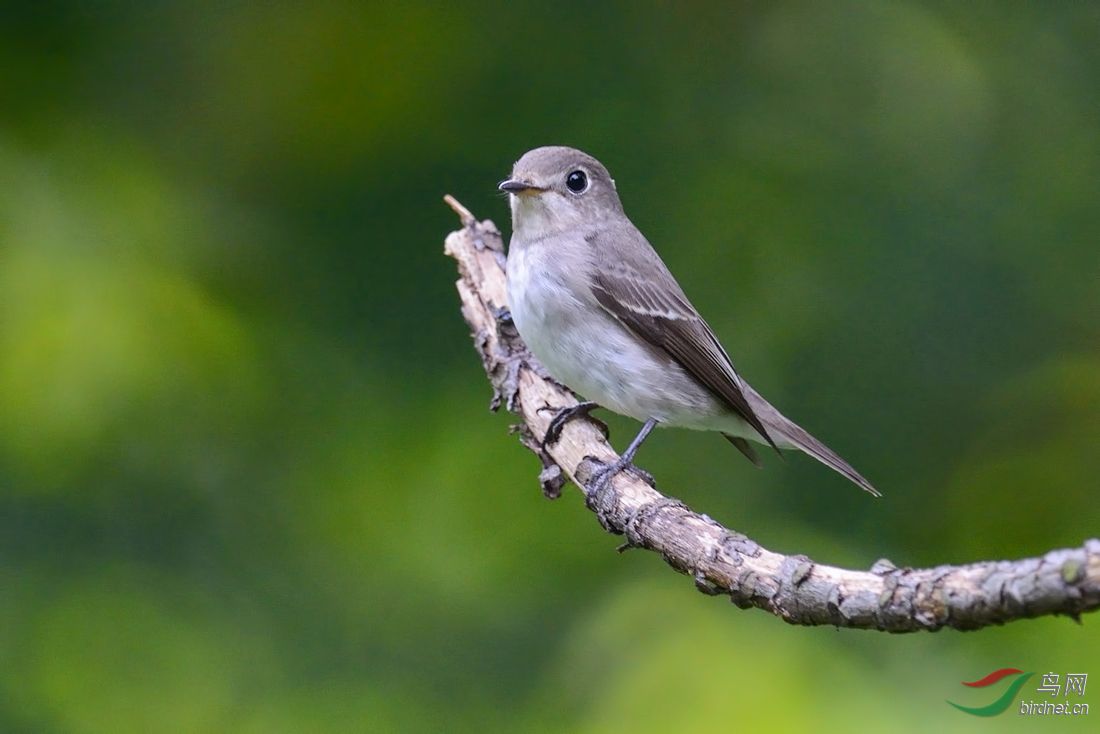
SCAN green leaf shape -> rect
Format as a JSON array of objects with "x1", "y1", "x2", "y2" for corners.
[{"x1": 947, "y1": 672, "x2": 1033, "y2": 717}]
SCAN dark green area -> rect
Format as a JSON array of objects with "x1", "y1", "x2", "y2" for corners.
[{"x1": 1, "y1": 2, "x2": 1097, "y2": 732}]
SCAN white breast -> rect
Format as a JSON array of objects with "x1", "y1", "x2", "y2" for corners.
[{"x1": 506, "y1": 238, "x2": 728, "y2": 429}]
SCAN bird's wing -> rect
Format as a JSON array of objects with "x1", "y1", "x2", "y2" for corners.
[{"x1": 587, "y1": 228, "x2": 776, "y2": 449}]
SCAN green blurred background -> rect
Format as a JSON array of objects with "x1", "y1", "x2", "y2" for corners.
[{"x1": 2, "y1": 2, "x2": 1098, "y2": 732}]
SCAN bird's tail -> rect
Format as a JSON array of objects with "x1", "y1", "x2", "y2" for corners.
[{"x1": 743, "y1": 386, "x2": 881, "y2": 497}]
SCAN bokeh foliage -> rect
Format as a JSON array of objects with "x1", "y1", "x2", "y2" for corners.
[{"x1": 1, "y1": 2, "x2": 1097, "y2": 732}]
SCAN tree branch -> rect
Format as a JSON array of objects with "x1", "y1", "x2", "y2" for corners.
[{"x1": 442, "y1": 195, "x2": 1100, "y2": 632}]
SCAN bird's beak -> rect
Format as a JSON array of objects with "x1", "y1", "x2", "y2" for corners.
[{"x1": 498, "y1": 179, "x2": 545, "y2": 195}]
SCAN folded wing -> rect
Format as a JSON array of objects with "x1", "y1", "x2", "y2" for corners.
[{"x1": 587, "y1": 228, "x2": 776, "y2": 450}]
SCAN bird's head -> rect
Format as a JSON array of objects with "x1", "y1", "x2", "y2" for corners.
[{"x1": 499, "y1": 146, "x2": 623, "y2": 237}]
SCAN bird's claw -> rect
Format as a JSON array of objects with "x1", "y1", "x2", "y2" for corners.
[
  {"x1": 539, "y1": 400, "x2": 605, "y2": 449},
  {"x1": 582, "y1": 455, "x2": 634, "y2": 498}
]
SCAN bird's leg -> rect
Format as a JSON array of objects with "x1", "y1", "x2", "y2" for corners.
[
  {"x1": 539, "y1": 400, "x2": 604, "y2": 448},
  {"x1": 585, "y1": 418, "x2": 658, "y2": 497}
]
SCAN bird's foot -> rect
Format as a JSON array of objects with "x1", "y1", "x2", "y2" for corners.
[
  {"x1": 582, "y1": 416, "x2": 658, "y2": 496},
  {"x1": 538, "y1": 400, "x2": 606, "y2": 448},
  {"x1": 583, "y1": 454, "x2": 654, "y2": 498},
  {"x1": 581, "y1": 455, "x2": 655, "y2": 532},
  {"x1": 584, "y1": 455, "x2": 628, "y2": 504}
]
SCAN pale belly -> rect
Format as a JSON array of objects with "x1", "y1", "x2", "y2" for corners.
[{"x1": 507, "y1": 244, "x2": 752, "y2": 436}]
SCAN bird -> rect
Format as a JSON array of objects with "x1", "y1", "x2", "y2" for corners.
[{"x1": 499, "y1": 145, "x2": 879, "y2": 497}]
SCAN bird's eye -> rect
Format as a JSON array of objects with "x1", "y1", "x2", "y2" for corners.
[{"x1": 565, "y1": 170, "x2": 588, "y2": 194}]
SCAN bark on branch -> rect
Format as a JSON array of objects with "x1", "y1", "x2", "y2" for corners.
[{"x1": 442, "y1": 195, "x2": 1100, "y2": 632}]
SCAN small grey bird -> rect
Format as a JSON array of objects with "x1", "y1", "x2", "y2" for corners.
[{"x1": 500, "y1": 146, "x2": 879, "y2": 497}]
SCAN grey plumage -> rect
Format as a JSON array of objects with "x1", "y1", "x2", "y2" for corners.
[
  {"x1": 501, "y1": 146, "x2": 879, "y2": 496},
  {"x1": 586, "y1": 223, "x2": 777, "y2": 451}
]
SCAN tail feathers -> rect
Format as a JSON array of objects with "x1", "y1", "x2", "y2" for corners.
[
  {"x1": 722, "y1": 433, "x2": 762, "y2": 468},
  {"x1": 774, "y1": 418, "x2": 881, "y2": 496},
  {"x1": 734, "y1": 383, "x2": 881, "y2": 496}
]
